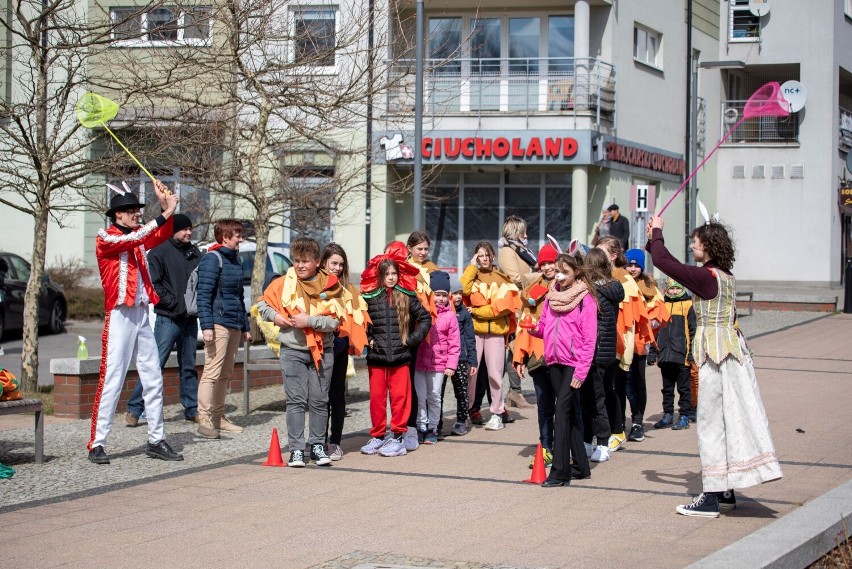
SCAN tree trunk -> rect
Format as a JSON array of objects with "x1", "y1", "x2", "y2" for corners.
[{"x1": 20, "y1": 203, "x2": 50, "y2": 392}]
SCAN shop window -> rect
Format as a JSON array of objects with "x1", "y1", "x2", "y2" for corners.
[
  {"x1": 633, "y1": 25, "x2": 661, "y2": 69},
  {"x1": 293, "y1": 7, "x2": 337, "y2": 67},
  {"x1": 729, "y1": 0, "x2": 760, "y2": 42},
  {"x1": 110, "y1": 6, "x2": 212, "y2": 46}
]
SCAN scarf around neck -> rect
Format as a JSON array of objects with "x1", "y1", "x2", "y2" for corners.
[{"x1": 548, "y1": 280, "x2": 588, "y2": 313}]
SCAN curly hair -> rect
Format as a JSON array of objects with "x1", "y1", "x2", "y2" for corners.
[{"x1": 691, "y1": 222, "x2": 735, "y2": 272}]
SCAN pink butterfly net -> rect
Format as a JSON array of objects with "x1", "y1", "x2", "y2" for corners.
[{"x1": 657, "y1": 82, "x2": 792, "y2": 216}]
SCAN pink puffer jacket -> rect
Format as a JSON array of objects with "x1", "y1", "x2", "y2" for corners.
[
  {"x1": 530, "y1": 292, "x2": 598, "y2": 383},
  {"x1": 415, "y1": 303, "x2": 461, "y2": 372}
]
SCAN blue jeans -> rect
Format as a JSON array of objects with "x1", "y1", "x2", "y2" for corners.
[{"x1": 128, "y1": 315, "x2": 199, "y2": 420}]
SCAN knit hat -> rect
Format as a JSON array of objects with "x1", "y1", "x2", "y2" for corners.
[
  {"x1": 430, "y1": 270, "x2": 451, "y2": 293},
  {"x1": 172, "y1": 214, "x2": 192, "y2": 234},
  {"x1": 449, "y1": 276, "x2": 462, "y2": 293},
  {"x1": 537, "y1": 243, "x2": 559, "y2": 265},
  {"x1": 625, "y1": 249, "x2": 645, "y2": 272},
  {"x1": 664, "y1": 277, "x2": 689, "y2": 299}
]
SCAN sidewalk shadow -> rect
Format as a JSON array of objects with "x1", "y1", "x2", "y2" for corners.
[{"x1": 642, "y1": 468, "x2": 703, "y2": 494}]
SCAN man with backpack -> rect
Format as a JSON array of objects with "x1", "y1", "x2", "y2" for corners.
[{"x1": 125, "y1": 214, "x2": 202, "y2": 428}]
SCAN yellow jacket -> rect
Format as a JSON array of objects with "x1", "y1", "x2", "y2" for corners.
[{"x1": 459, "y1": 264, "x2": 518, "y2": 336}]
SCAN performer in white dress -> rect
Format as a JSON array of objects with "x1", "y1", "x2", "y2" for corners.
[{"x1": 645, "y1": 215, "x2": 782, "y2": 517}]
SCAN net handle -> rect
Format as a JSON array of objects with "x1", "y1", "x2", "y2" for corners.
[
  {"x1": 100, "y1": 122, "x2": 157, "y2": 184},
  {"x1": 656, "y1": 115, "x2": 746, "y2": 216}
]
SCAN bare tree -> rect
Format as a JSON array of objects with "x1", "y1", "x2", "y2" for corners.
[
  {"x1": 116, "y1": 0, "x2": 413, "y2": 302},
  {"x1": 0, "y1": 0, "x2": 164, "y2": 391}
]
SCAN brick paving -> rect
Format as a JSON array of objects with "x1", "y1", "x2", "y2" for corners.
[{"x1": 0, "y1": 312, "x2": 850, "y2": 568}]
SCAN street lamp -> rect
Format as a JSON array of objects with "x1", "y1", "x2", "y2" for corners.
[
  {"x1": 413, "y1": 0, "x2": 424, "y2": 229},
  {"x1": 688, "y1": 59, "x2": 745, "y2": 263}
]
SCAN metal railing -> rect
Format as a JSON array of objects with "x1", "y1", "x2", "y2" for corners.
[
  {"x1": 721, "y1": 100, "x2": 799, "y2": 143},
  {"x1": 840, "y1": 106, "x2": 852, "y2": 150},
  {"x1": 386, "y1": 57, "x2": 616, "y2": 125}
]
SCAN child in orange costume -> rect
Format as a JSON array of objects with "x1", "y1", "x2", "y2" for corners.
[{"x1": 623, "y1": 248, "x2": 670, "y2": 443}]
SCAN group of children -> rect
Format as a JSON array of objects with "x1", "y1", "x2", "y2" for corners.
[{"x1": 252, "y1": 218, "x2": 782, "y2": 517}]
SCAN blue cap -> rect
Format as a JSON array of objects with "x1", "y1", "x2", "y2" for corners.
[{"x1": 625, "y1": 249, "x2": 645, "y2": 272}]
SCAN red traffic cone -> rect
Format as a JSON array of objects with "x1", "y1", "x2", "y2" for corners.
[
  {"x1": 262, "y1": 428, "x2": 286, "y2": 467},
  {"x1": 522, "y1": 443, "x2": 547, "y2": 484}
]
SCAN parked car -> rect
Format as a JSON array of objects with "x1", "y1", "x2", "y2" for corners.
[
  {"x1": 147, "y1": 241, "x2": 292, "y2": 345},
  {"x1": 0, "y1": 252, "x2": 67, "y2": 339},
  {"x1": 198, "y1": 240, "x2": 292, "y2": 311}
]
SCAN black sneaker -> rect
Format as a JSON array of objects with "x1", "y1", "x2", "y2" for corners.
[
  {"x1": 719, "y1": 490, "x2": 737, "y2": 512},
  {"x1": 310, "y1": 443, "x2": 332, "y2": 466},
  {"x1": 288, "y1": 449, "x2": 306, "y2": 467},
  {"x1": 88, "y1": 445, "x2": 110, "y2": 464},
  {"x1": 628, "y1": 423, "x2": 645, "y2": 441},
  {"x1": 676, "y1": 493, "x2": 720, "y2": 518}
]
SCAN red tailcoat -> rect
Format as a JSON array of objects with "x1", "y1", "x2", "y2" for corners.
[{"x1": 96, "y1": 217, "x2": 174, "y2": 311}]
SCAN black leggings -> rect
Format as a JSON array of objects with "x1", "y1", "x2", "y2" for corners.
[
  {"x1": 604, "y1": 362, "x2": 624, "y2": 435},
  {"x1": 549, "y1": 364, "x2": 590, "y2": 483},
  {"x1": 325, "y1": 350, "x2": 348, "y2": 445},
  {"x1": 581, "y1": 363, "x2": 611, "y2": 446},
  {"x1": 625, "y1": 355, "x2": 647, "y2": 425}
]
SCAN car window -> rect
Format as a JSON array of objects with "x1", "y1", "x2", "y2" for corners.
[
  {"x1": 9, "y1": 255, "x2": 30, "y2": 282},
  {"x1": 238, "y1": 251, "x2": 254, "y2": 283},
  {"x1": 273, "y1": 253, "x2": 292, "y2": 274}
]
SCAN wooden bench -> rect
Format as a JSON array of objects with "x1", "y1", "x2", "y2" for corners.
[
  {"x1": 0, "y1": 398, "x2": 44, "y2": 464},
  {"x1": 736, "y1": 291, "x2": 754, "y2": 316}
]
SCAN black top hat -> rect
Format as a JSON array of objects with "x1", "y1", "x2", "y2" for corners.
[{"x1": 106, "y1": 192, "x2": 144, "y2": 217}]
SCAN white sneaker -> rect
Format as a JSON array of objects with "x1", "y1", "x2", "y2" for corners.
[
  {"x1": 484, "y1": 414, "x2": 504, "y2": 431},
  {"x1": 329, "y1": 443, "x2": 343, "y2": 461},
  {"x1": 360, "y1": 437, "x2": 385, "y2": 455},
  {"x1": 404, "y1": 426, "x2": 420, "y2": 451},
  {"x1": 584, "y1": 442, "x2": 595, "y2": 458},
  {"x1": 590, "y1": 445, "x2": 610, "y2": 463}
]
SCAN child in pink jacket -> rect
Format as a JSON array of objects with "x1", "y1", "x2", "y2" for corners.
[
  {"x1": 530, "y1": 254, "x2": 597, "y2": 487},
  {"x1": 415, "y1": 271, "x2": 460, "y2": 444}
]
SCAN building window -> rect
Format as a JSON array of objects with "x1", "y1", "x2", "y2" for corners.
[
  {"x1": 633, "y1": 25, "x2": 661, "y2": 69},
  {"x1": 286, "y1": 167, "x2": 336, "y2": 245},
  {"x1": 293, "y1": 8, "x2": 337, "y2": 67},
  {"x1": 729, "y1": 0, "x2": 760, "y2": 42},
  {"x1": 110, "y1": 6, "x2": 212, "y2": 46}
]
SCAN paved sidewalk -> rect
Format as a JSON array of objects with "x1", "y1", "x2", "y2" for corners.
[{"x1": 1, "y1": 314, "x2": 850, "y2": 568}]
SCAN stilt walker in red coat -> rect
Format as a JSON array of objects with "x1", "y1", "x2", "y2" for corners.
[{"x1": 87, "y1": 180, "x2": 185, "y2": 464}]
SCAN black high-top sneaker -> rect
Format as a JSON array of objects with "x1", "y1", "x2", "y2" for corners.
[
  {"x1": 718, "y1": 489, "x2": 737, "y2": 512},
  {"x1": 676, "y1": 492, "x2": 720, "y2": 518}
]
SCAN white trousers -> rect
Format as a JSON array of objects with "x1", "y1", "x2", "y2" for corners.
[
  {"x1": 88, "y1": 305, "x2": 165, "y2": 449},
  {"x1": 414, "y1": 369, "x2": 444, "y2": 430},
  {"x1": 697, "y1": 334, "x2": 783, "y2": 492}
]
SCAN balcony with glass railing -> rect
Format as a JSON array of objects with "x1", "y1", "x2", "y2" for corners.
[
  {"x1": 386, "y1": 57, "x2": 616, "y2": 128},
  {"x1": 721, "y1": 100, "x2": 799, "y2": 144}
]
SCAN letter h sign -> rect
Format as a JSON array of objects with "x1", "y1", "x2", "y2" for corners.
[{"x1": 630, "y1": 184, "x2": 655, "y2": 213}]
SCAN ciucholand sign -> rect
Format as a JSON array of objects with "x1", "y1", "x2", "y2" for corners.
[{"x1": 377, "y1": 131, "x2": 593, "y2": 165}]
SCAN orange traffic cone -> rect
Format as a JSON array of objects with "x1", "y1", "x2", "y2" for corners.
[
  {"x1": 262, "y1": 428, "x2": 286, "y2": 467},
  {"x1": 522, "y1": 443, "x2": 548, "y2": 484}
]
